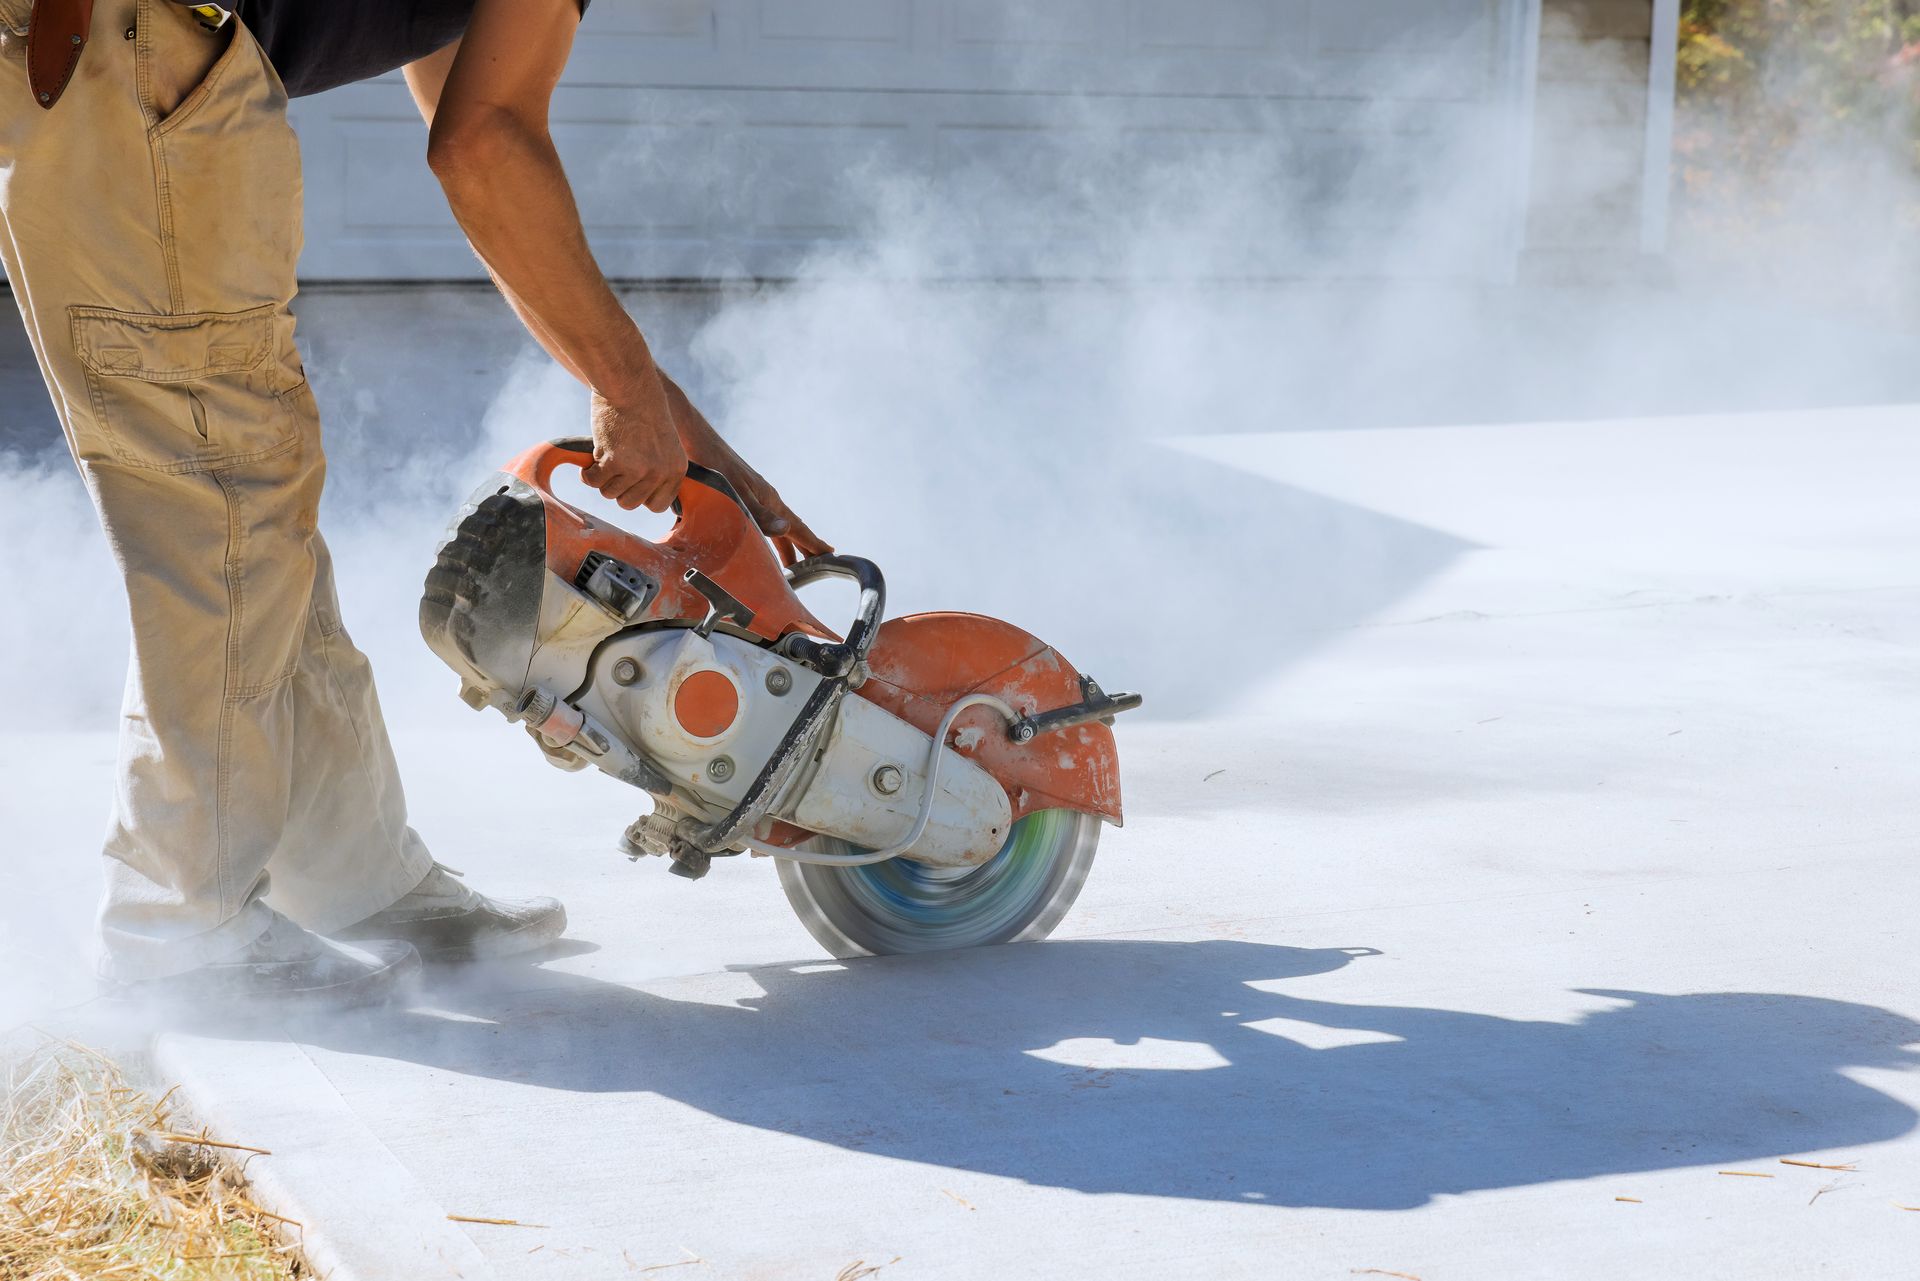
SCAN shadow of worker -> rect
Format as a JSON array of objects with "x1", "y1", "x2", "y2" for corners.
[{"x1": 302, "y1": 938, "x2": 1920, "y2": 1211}]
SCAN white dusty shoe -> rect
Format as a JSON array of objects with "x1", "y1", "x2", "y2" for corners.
[
  {"x1": 336, "y1": 863, "x2": 568, "y2": 963},
  {"x1": 115, "y1": 912, "x2": 419, "y2": 1014}
]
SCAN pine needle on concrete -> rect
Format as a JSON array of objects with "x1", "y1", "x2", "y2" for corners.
[{"x1": 0, "y1": 1039, "x2": 302, "y2": 1280}]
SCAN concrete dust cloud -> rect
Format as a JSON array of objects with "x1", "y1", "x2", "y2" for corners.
[{"x1": 3, "y1": 10, "x2": 1919, "y2": 1020}]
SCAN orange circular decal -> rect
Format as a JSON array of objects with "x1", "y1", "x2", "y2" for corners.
[{"x1": 674, "y1": 670, "x2": 739, "y2": 739}]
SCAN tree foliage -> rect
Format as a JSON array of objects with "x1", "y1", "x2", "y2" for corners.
[
  {"x1": 1679, "y1": 0, "x2": 1920, "y2": 170},
  {"x1": 1674, "y1": 0, "x2": 1920, "y2": 296}
]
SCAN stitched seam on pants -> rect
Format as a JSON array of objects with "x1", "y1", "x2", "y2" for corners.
[
  {"x1": 113, "y1": 429, "x2": 298, "y2": 478},
  {"x1": 132, "y1": 0, "x2": 158, "y2": 129},
  {"x1": 152, "y1": 137, "x2": 183, "y2": 315},
  {"x1": 318, "y1": 622, "x2": 387, "y2": 831},
  {"x1": 229, "y1": 666, "x2": 298, "y2": 701},
  {"x1": 210, "y1": 469, "x2": 242, "y2": 916},
  {"x1": 63, "y1": 313, "x2": 301, "y2": 477},
  {"x1": 135, "y1": 0, "x2": 185, "y2": 314},
  {"x1": 211, "y1": 460, "x2": 302, "y2": 702},
  {"x1": 74, "y1": 330, "x2": 122, "y2": 465},
  {"x1": 172, "y1": 431, "x2": 299, "y2": 477},
  {"x1": 150, "y1": 25, "x2": 243, "y2": 142},
  {"x1": 70, "y1": 305, "x2": 277, "y2": 376}
]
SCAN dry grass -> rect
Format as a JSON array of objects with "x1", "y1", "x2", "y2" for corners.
[{"x1": 0, "y1": 1040, "x2": 301, "y2": 1280}]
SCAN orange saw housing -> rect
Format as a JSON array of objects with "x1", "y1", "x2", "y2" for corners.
[{"x1": 500, "y1": 439, "x2": 1124, "y2": 834}]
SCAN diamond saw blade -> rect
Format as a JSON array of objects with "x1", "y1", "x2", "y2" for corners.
[{"x1": 776, "y1": 808, "x2": 1100, "y2": 958}]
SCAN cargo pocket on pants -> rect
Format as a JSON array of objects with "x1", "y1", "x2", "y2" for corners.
[{"x1": 70, "y1": 305, "x2": 305, "y2": 473}]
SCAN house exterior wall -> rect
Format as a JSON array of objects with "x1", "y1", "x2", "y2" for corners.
[
  {"x1": 1523, "y1": 0, "x2": 1675, "y2": 266},
  {"x1": 286, "y1": 0, "x2": 1545, "y2": 283}
]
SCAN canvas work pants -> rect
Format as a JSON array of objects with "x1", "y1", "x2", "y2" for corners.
[{"x1": 0, "y1": 0, "x2": 431, "y2": 979}]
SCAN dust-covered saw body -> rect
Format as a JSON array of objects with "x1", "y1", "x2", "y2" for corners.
[{"x1": 420, "y1": 438, "x2": 1141, "y2": 956}]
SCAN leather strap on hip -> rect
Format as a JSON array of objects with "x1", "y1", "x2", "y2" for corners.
[{"x1": 27, "y1": 0, "x2": 95, "y2": 109}]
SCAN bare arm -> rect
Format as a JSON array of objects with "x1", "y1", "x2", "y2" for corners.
[
  {"x1": 403, "y1": 4, "x2": 828, "y2": 556},
  {"x1": 404, "y1": 41, "x2": 588, "y2": 385}
]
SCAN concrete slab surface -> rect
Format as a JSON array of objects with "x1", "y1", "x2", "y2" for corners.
[{"x1": 6, "y1": 401, "x2": 1919, "y2": 1278}]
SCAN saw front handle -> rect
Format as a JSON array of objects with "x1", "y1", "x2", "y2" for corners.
[
  {"x1": 526, "y1": 437, "x2": 881, "y2": 659},
  {"x1": 528, "y1": 436, "x2": 760, "y2": 529},
  {"x1": 504, "y1": 435, "x2": 836, "y2": 646}
]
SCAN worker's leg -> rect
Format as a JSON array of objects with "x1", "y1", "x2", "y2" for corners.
[
  {"x1": 0, "y1": 0, "x2": 429, "y2": 981},
  {"x1": 261, "y1": 530, "x2": 438, "y2": 931}
]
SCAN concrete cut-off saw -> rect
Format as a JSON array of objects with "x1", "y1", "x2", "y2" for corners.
[{"x1": 420, "y1": 438, "x2": 1141, "y2": 956}]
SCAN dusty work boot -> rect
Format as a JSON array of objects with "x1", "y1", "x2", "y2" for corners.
[
  {"x1": 115, "y1": 912, "x2": 420, "y2": 1015},
  {"x1": 336, "y1": 863, "x2": 567, "y2": 963}
]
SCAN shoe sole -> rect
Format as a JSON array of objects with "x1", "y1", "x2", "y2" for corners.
[
  {"x1": 418, "y1": 903, "x2": 570, "y2": 965},
  {"x1": 107, "y1": 946, "x2": 423, "y2": 1027},
  {"x1": 317, "y1": 945, "x2": 424, "y2": 1007}
]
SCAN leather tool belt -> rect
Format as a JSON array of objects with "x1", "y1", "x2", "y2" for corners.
[{"x1": 27, "y1": 0, "x2": 231, "y2": 108}]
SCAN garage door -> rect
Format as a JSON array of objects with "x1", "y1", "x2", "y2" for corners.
[{"x1": 289, "y1": 0, "x2": 1538, "y2": 281}]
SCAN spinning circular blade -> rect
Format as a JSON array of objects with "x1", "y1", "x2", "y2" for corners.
[{"x1": 777, "y1": 808, "x2": 1100, "y2": 958}]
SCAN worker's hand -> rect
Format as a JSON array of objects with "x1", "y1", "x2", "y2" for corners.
[
  {"x1": 584, "y1": 380, "x2": 687, "y2": 512},
  {"x1": 679, "y1": 415, "x2": 833, "y2": 567}
]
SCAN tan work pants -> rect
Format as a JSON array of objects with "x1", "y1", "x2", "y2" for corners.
[{"x1": 0, "y1": 0, "x2": 431, "y2": 979}]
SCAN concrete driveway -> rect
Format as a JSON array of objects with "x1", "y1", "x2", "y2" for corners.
[{"x1": 8, "y1": 385, "x2": 1919, "y2": 1278}]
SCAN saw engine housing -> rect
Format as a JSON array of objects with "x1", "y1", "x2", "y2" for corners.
[
  {"x1": 421, "y1": 438, "x2": 1136, "y2": 884},
  {"x1": 575, "y1": 627, "x2": 1013, "y2": 866}
]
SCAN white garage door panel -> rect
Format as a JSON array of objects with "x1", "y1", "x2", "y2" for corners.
[
  {"x1": 946, "y1": 0, "x2": 1104, "y2": 47},
  {"x1": 549, "y1": 0, "x2": 1496, "y2": 98},
  {"x1": 758, "y1": 0, "x2": 910, "y2": 44},
  {"x1": 1129, "y1": 0, "x2": 1303, "y2": 52},
  {"x1": 338, "y1": 124, "x2": 443, "y2": 230},
  {"x1": 1317, "y1": 0, "x2": 1491, "y2": 50},
  {"x1": 288, "y1": 0, "x2": 1533, "y2": 281},
  {"x1": 735, "y1": 124, "x2": 915, "y2": 236},
  {"x1": 566, "y1": 123, "x2": 726, "y2": 232}
]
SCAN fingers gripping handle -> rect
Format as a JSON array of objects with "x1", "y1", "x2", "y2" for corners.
[{"x1": 528, "y1": 437, "x2": 755, "y2": 521}]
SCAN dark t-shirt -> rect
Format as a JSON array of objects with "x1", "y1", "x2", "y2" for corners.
[{"x1": 236, "y1": 0, "x2": 588, "y2": 99}]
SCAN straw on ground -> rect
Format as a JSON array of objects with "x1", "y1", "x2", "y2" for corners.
[{"x1": 0, "y1": 1038, "x2": 301, "y2": 1280}]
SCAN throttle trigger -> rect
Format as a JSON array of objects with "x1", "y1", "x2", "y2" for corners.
[{"x1": 685, "y1": 569, "x2": 755, "y2": 639}]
